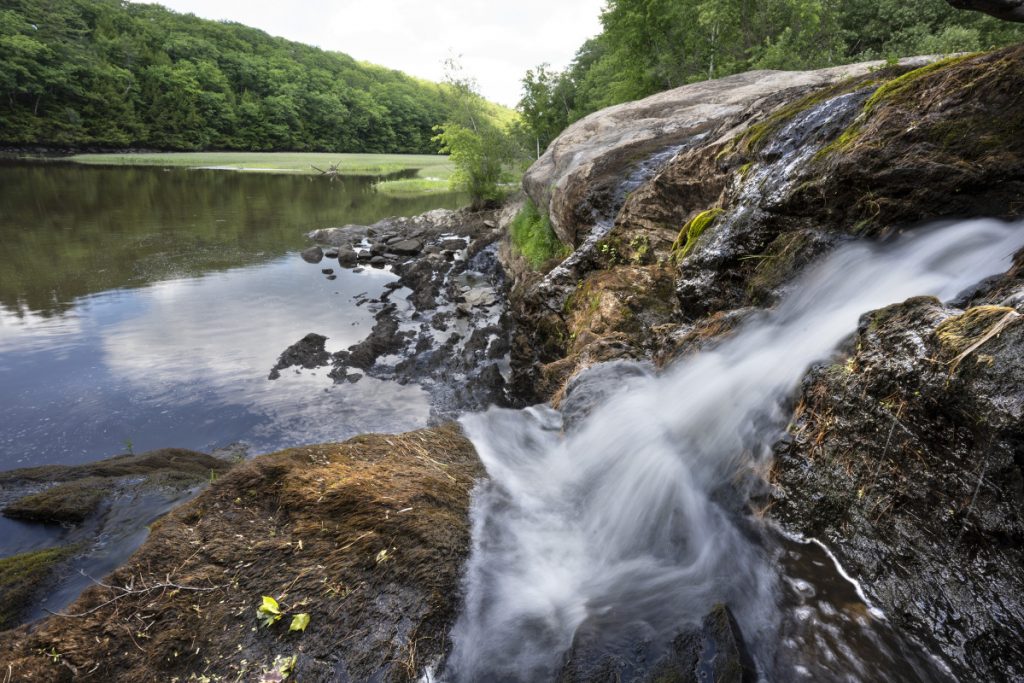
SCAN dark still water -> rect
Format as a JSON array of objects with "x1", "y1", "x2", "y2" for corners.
[{"x1": 0, "y1": 161, "x2": 467, "y2": 469}]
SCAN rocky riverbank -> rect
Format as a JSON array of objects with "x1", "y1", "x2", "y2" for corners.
[
  {"x1": 1, "y1": 44, "x2": 1022, "y2": 682},
  {"x1": 278, "y1": 205, "x2": 518, "y2": 421}
]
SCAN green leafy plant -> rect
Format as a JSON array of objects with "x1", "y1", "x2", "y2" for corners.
[
  {"x1": 289, "y1": 613, "x2": 311, "y2": 632},
  {"x1": 509, "y1": 199, "x2": 569, "y2": 268},
  {"x1": 257, "y1": 596, "x2": 283, "y2": 627}
]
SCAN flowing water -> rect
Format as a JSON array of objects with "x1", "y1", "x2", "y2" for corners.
[{"x1": 445, "y1": 219, "x2": 1024, "y2": 681}]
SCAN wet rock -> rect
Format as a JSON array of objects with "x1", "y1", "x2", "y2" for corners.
[
  {"x1": 523, "y1": 59, "x2": 930, "y2": 245},
  {"x1": 337, "y1": 247, "x2": 358, "y2": 267},
  {"x1": 771, "y1": 293, "x2": 1024, "y2": 682},
  {"x1": 323, "y1": 248, "x2": 339, "y2": 259},
  {"x1": 559, "y1": 360, "x2": 654, "y2": 432},
  {"x1": 558, "y1": 604, "x2": 755, "y2": 682},
  {"x1": 268, "y1": 332, "x2": 331, "y2": 379},
  {"x1": 326, "y1": 274, "x2": 337, "y2": 280},
  {"x1": 321, "y1": 268, "x2": 334, "y2": 275},
  {"x1": 0, "y1": 449, "x2": 234, "y2": 629},
  {"x1": 369, "y1": 242, "x2": 386, "y2": 256},
  {"x1": 0, "y1": 426, "x2": 482, "y2": 683},
  {"x1": 300, "y1": 246, "x2": 324, "y2": 263},
  {"x1": 369, "y1": 255, "x2": 386, "y2": 268}
]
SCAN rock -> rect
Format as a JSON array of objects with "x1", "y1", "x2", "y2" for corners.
[
  {"x1": 558, "y1": 360, "x2": 654, "y2": 432},
  {"x1": 441, "y1": 238, "x2": 467, "y2": 251},
  {"x1": 300, "y1": 246, "x2": 324, "y2": 263},
  {"x1": 557, "y1": 604, "x2": 755, "y2": 682},
  {"x1": 268, "y1": 332, "x2": 330, "y2": 379},
  {"x1": 389, "y1": 238, "x2": 424, "y2": 256},
  {"x1": 337, "y1": 248, "x2": 358, "y2": 267},
  {"x1": 369, "y1": 255, "x2": 386, "y2": 268},
  {"x1": 771, "y1": 293, "x2": 1024, "y2": 682},
  {"x1": 461, "y1": 286, "x2": 496, "y2": 308},
  {"x1": 523, "y1": 59, "x2": 931, "y2": 245},
  {"x1": 946, "y1": 0, "x2": 1024, "y2": 22},
  {"x1": 370, "y1": 242, "x2": 386, "y2": 256},
  {"x1": 326, "y1": 274, "x2": 337, "y2": 280},
  {"x1": 0, "y1": 449, "x2": 233, "y2": 629},
  {"x1": 323, "y1": 248, "x2": 339, "y2": 259},
  {"x1": 0, "y1": 426, "x2": 483, "y2": 683},
  {"x1": 321, "y1": 268, "x2": 334, "y2": 275}
]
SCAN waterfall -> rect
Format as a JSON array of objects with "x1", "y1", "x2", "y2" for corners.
[{"x1": 444, "y1": 218, "x2": 1024, "y2": 681}]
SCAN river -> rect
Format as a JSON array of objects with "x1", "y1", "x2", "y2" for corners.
[{"x1": 0, "y1": 160, "x2": 467, "y2": 470}]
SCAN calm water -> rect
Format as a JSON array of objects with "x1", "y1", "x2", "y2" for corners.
[{"x1": 0, "y1": 160, "x2": 468, "y2": 469}]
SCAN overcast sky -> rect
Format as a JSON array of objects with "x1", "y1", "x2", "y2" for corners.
[{"x1": 142, "y1": 0, "x2": 607, "y2": 107}]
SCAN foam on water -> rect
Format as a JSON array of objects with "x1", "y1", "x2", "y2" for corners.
[{"x1": 446, "y1": 219, "x2": 1024, "y2": 681}]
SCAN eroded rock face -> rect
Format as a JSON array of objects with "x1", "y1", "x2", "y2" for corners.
[
  {"x1": 523, "y1": 60, "x2": 926, "y2": 247},
  {"x1": 771, "y1": 289, "x2": 1024, "y2": 682},
  {"x1": 510, "y1": 47, "x2": 1024, "y2": 406},
  {"x1": 0, "y1": 425, "x2": 482, "y2": 682}
]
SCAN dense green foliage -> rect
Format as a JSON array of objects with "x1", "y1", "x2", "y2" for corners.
[
  {"x1": 0, "y1": 0, "x2": 459, "y2": 151},
  {"x1": 519, "y1": 0, "x2": 1024, "y2": 151},
  {"x1": 509, "y1": 199, "x2": 568, "y2": 268},
  {"x1": 433, "y1": 60, "x2": 525, "y2": 207}
]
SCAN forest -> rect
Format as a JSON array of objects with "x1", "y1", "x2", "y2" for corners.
[
  {"x1": 518, "y1": 0, "x2": 1024, "y2": 152},
  {"x1": 0, "y1": 0, "x2": 458, "y2": 152}
]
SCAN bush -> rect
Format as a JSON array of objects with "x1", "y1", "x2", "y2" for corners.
[{"x1": 510, "y1": 200, "x2": 569, "y2": 268}]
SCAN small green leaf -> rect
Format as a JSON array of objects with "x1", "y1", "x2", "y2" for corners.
[
  {"x1": 257, "y1": 595, "x2": 283, "y2": 627},
  {"x1": 289, "y1": 613, "x2": 310, "y2": 632}
]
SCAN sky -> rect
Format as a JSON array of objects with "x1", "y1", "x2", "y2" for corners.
[{"x1": 141, "y1": 0, "x2": 607, "y2": 107}]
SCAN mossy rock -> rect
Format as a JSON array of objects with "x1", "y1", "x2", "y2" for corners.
[
  {"x1": 3, "y1": 478, "x2": 107, "y2": 524},
  {"x1": 0, "y1": 546, "x2": 78, "y2": 630}
]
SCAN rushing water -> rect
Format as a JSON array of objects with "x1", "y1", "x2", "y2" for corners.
[
  {"x1": 0, "y1": 160, "x2": 466, "y2": 469},
  {"x1": 446, "y1": 219, "x2": 1024, "y2": 682}
]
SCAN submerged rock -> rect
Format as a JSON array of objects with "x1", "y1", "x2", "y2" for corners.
[
  {"x1": 0, "y1": 425, "x2": 481, "y2": 682},
  {"x1": 557, "y1": 604, "x2": 756, "y2": 683}
]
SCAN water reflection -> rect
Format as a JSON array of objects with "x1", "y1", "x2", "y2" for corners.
[
  {"x1": 0, "y1": 160, "x2": 466, "y2": 316},
  {"x1": 0, "y1": 161, "x2": 458, "y2": 469}
]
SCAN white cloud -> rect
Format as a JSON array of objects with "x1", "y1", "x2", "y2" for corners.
[{"x1": 138, "y1": 0, "x2": 605, "y2": 106}]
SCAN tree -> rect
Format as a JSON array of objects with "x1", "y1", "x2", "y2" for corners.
[{"x1": 433, "y1": 59, "x2": 522, "y2": 208}]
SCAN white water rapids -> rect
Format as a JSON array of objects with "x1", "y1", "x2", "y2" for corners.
[{"x1": 444, "y1": 219, "x2": 1024, "y2": 681}]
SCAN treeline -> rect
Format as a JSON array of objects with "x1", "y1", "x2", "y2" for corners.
[
  {"x1": 0, "y1": 0, "x2": 456, "y2": 152},
  {"x1": 519, "y1": 0, "x2": 1024, "y2": 151}
]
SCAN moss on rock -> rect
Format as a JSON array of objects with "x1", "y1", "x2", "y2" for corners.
[{"x1": 0, "y1": 546, "x2": 78, "y2": 631}]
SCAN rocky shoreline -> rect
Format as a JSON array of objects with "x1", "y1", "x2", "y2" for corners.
[{"x1": 1, "y1": 45, "x2": 1023, "y2": 682}]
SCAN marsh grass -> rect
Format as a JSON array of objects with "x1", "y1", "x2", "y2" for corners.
[{"x1": 65, "y1": 152, "x2": 456, "y2": 179}]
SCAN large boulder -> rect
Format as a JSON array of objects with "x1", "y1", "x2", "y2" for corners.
[{"x1": 522, "y1": 59, "x2": 930, "y2": 247}]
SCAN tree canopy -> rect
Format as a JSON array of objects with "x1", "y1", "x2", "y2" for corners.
[
  {"x1": 518, "y1": 0, "x2": 1024, "y2": 153},
  {"x1": 0, "y1": 0, "x2": 461, "y2": 152}
]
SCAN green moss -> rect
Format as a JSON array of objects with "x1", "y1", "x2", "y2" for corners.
[
  {"x1": 747, "y1": 230, "x2": 816, "y2": 297},
  {"x1": 671, "y1": 208, "x2": 724, "y2": 261},
  {"x1": 3, "y1": 478, "x2": 108, "y2": 524},
  {"x1": 0, "y1": 545, "x2": 78, "y2": 630},
  {"x1": 863, "y1": 54, "x2": 976, "y2": 115},
  {"x1": 509, "y1": 199, "x2": 571, "y2": 269},
  {"x1": 734, "y1": 76, "x2": 877, "y2": 156}
]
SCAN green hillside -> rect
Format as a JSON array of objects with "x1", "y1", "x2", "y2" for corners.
[{"x1": 0, "y1": 0, "x2": 458, "y2": 152}]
